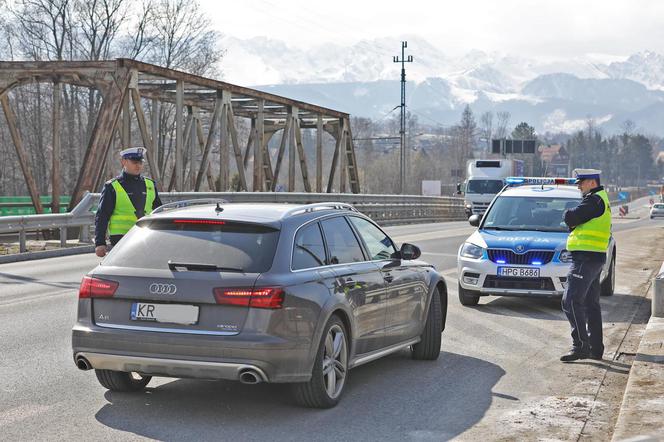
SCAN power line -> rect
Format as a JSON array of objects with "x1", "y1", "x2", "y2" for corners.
[{"x1": 408, "y1": 108, "x2": 454, "y2": 129}]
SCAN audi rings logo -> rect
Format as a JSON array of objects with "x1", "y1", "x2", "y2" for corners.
[{"x1": 149, "y1": 283, "x2": 177, "y2": 295}]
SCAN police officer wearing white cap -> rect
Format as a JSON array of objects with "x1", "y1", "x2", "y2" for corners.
[
  {"x1": 560, "y1": 169, "x2": 611, "y2": 362},
  {"x1": 94, "y1": 147, "x2": 162, "y2": 257}
]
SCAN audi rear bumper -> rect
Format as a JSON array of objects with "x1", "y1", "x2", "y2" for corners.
[{"x1": 75, "y1": 351, "x2": 269, "y2": 382}]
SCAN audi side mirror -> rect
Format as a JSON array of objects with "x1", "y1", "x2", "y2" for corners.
[
  {"x1": 468, "y1": 214, "x2": 481, "y2": 227},
  {"x1": 400, "y1": 243, "x2": 421, "y2": 260}
]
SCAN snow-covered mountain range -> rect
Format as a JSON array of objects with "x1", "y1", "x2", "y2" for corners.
[{"x1": 220, "y1": 36, "x2": 664, "y2": 135}]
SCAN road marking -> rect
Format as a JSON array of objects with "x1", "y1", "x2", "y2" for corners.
[
  {"x1": 391, "y1": 226, "x2": 474, "y2": 243},
  {"x1": 449, "y1": 301, "x2": 545, "y2": 350},
  {"x1": 523, "y1": 303, "x2": 567, "y2": 320},
  {"x1": 422, "y1": 251, "x2": 458, "y2": 258},
  {"x1": 0, "y1": 290, "x2": 73, "y2": 307},
  {"x1": 483, "y1": 302, "x2": 564, "y2": 321}
]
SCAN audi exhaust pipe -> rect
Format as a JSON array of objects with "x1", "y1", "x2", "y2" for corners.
[
  {"x1": 239, "y1": 369, "x2": 262, "y2": 384},
  {"x1": 76, "y1": 355, "x2": 92, "y2": 371}
]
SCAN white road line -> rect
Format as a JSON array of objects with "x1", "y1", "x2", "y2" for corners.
[
  {"x1": 391, "y1": 227, "x2": 474, "y2": 243},
  {"x1": 422, "y1": 251, "x2": 458, "y2": 258},
  {"x1": 0, "y1": 290, "x2": 73, "y2": 308},
  {"x1": 449, "y1": 301, "x2": 545, "y2": 350},
  {"x1": 525, "y1": 303, "x2": 567, "y2": 320}
]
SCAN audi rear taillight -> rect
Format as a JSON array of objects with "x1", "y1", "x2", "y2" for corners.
[
  {"x1": 213, "y1": 287, "x2": 284, "y2": 309},
  {"x1": 79, "y1": 276, "x2": 118, "y2": 299}
]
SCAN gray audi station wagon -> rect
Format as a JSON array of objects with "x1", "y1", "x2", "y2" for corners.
[{"x1": 72, "y1": 202, "x2": 448, "y2": 408}]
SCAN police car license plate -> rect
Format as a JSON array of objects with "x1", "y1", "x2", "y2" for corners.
[
  {"x1": 131, "y1": 302, "x2": 199, "y2": 325},
  {"x1": 497, "y1": 267, "x2": 540, "y2": 278}
]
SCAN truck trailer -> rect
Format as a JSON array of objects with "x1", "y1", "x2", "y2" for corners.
[{"x1": 458, "y1": 159, "x2": 524, "y2": 217}]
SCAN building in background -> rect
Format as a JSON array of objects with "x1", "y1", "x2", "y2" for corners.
[{"x1": 539, "y1": 144, "x2": 570, "y2": 177}]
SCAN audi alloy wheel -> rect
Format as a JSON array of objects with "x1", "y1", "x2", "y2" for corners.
[
  {"x1": 322, "y1": 323, "x2": 347, "y2": 399},
  {"x1": 293, "y1": 316, "x2": 348, "y2": 408}
]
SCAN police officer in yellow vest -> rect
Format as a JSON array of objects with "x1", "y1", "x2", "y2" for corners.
[
  {"x1": 94, "y1": 147, "x2": 162, "y2": 257},
  {"x1": 560, "y1": 169, "x2": 611, "y2": 362}
]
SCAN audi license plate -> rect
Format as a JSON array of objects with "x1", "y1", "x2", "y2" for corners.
[
  {"x1": 131, "y1": 303, "x2": 199, "y2": 325},
  {"x1": 497, "y1": 267, "x2": 540, "y2": 278}
]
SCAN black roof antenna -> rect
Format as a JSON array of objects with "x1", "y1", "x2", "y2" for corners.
[{"x1": 215, "y1": 202, "x2": 224, "y2": 213}]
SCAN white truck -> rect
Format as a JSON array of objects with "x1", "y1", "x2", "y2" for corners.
[{"x1": 457, "y1": 159, "x2": 525, "y2": 217}]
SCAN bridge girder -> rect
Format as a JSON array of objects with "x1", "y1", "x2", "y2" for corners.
[{"x1": 0, "y1": 59, "x2": 361, "y2": 211}]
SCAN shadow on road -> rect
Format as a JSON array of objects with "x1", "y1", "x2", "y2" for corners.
[
  {"x1": 94, "y1": 351, "x2": 504, "y2": 441},
  {"x1": 0, "y1": 272, "x2": 80, "y2": 289},
  {"x1": 570, "y1": 359, "x2": 631, "y2": 374},
  {"x1": 473, "y1": 292, "x2": 648, "y2": 324}
]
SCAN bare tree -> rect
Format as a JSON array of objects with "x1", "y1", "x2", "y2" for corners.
[
  {"x1": 458, "y1": 104, "x2": 477, "y2": 169},
  {"x1": 495, "y1": 110, "x2": 511, "y2": 139},
  {"x1": 10, "y1": 0, "x2": 72, "y2": 61},
  {"x1": 479, "y1": 111, "x2": 493, "y2": 157},
  {"x1": 118, "y1": 0, "x2": 155, "y2": 59},
  {"x1": 144, "y1": 0, "x2": 223, "y2": 77},
  {"x1": 0, "y1": 2, "x2": 18, "y2": 59},
  {"x1": 73, "y1": 0, "x2": 129, "y2": 60}
]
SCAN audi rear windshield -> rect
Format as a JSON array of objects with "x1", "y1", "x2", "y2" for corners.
[{"x1": 103, "y1": 219, "x2": 279, "y2": 272}]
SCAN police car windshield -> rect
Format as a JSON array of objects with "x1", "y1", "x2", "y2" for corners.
[
  {"x1": 467, "y1": 179, "x2": 504, "y2": 194},
  {"x1": 482, "y1": 196, "x2": 581, "y2": 232}
]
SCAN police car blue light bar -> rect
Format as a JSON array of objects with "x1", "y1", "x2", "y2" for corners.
[{"x1": 505, "y1": 177, "x2": 577, "y2": 186}]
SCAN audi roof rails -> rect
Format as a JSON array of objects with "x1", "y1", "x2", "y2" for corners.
[
  {"x1": 152, "y1": 198, "x2": 230, "y2": 215},
  {"x1": 283, "y1": 202, "x2": 358, "y2": 217}
]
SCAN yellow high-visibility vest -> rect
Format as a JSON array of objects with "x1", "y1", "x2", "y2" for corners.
[
  {"x1": 566, "y1": 189, "x2": 611, "y2": 252},
  {"x1": 108, "y1": 178, "x2": 155, "y2": 236}
]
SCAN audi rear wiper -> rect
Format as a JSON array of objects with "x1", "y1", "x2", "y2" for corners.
[{"x1": 167, "y1": 261, "x2": 244, "y2": 272}]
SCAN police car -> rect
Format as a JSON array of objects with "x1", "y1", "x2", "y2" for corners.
[{"x1": 457, "y1": 177, "x2": 616, "y2": 306}]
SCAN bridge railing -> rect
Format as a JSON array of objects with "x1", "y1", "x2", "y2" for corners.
[{"x1": 0, "y1": 192, "x2": 467, "y2": 253}]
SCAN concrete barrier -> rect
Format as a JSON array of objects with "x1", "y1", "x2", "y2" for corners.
[{"x1": 653, "y1": 261, "x2": 664, "y2": 318}]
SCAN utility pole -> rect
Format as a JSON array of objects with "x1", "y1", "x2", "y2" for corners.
[{"x1": 393, "y1": 41, "x2": 413, "y2": 195}]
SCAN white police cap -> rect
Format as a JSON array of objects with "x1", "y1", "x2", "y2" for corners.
[
  {"x1": 120, "y1": 147, "x2": 146, "y2": 160},
  {"x1": 573, "y1": 168, "x2": 601, "y2": 183}
]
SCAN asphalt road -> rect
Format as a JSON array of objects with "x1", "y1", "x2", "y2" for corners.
[{"x1": 1, "y1": 204, "x2": 663, "y2": 441}]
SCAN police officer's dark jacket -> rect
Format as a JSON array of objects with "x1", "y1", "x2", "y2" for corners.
[
  {"x1": 563, "y1": 185, "x2": 606, "y2": 260},
  {"x1": 95, "y1": 171, "x2": 162, "y2": 247}
]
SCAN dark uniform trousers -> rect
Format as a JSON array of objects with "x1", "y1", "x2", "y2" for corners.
[{"x1": 561, "y1": 253, "x2": 606, "y2": 354}]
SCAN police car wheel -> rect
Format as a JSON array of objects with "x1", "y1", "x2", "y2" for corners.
[
  {"x1": 601, "y1": 255, "x2": 615, "y2": 297},
  {"x1": 95, "y1": 369, "x2": 151, "y2": 392},
  {"x1": 458, "y1": 282, "x2": 480, "y2": 306},
  {"x1": 411, "y1": 289, "x2": 442, "y2": 360}
]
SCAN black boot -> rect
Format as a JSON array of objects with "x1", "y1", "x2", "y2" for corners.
[{"x1": 560, "y1": 347, "x2": 590, "y2": 362}]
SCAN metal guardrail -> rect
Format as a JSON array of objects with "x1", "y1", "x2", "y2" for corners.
[
  {"x1": 0, "y1": 192, "x2": 97, "y2": 252},
  {"x1": 0, "y1": 192, "x2": 467, "y2": 253}
]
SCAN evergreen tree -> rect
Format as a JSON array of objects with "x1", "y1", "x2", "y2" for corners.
[{"x1": 511, "y1": 122, "x2": 536, "y2": 139}]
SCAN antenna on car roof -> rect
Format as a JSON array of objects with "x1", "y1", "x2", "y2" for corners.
[
  {"x1": 152, "y1": 198, "x2": 229, "y2": 214},
  {"x1": 215, "y1": 202, "x2": 223, "y2": 213}
]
